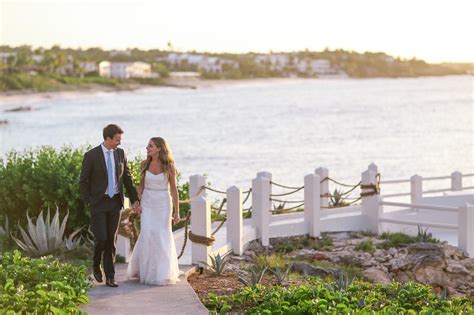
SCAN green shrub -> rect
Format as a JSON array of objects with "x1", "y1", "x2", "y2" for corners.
[
  {"x1": 0, "y1": 146, "x2": 190, "y2": 235},
  {"x1": 355, "y1": 239, "x2": 376, "y2": 254},
  {"x1": 0, "y1": 146, "x2": 89, "y2": 234},
  {"x1": 0, "y1": 250, "x2": 91, "y2": 313},
  {"x1": 206, "y1": 278, "x2": 474, "y2": 314}
]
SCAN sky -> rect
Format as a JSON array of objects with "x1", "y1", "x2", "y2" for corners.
[{"x1": 1, "y1": 0, "x2": 473, "y2": 63}]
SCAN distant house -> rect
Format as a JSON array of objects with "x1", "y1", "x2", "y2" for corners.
[
  {"x1": 31, "y1": 55, "x2": 44, "y2": 63},
  {"x1": 99, "y1": 61, "x2": 153, "y2": 79},
  {"x1": 255, "y1": 54, "x2": 290, "y2": 71},
  {"x1": 157, "y1": 53, "x2": 239, "y2": 73},
  {"x1": 79, "y1": 62, "x2": 97, "y2": 73},
  {"x1": 296, "y1": 59, "x2": 346, "y2": 77},
  {"x1": 0, "y1": 52, "x2": 17, "y2": 64}
]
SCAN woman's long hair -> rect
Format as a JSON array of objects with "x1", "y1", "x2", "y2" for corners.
[{"x1": 140, "y1": 137, "x2": 176, "y2": 187}]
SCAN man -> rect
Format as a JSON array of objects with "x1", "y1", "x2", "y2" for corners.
[{"x1": 80, "y1": 124, "x2": 139, "y2": 287}]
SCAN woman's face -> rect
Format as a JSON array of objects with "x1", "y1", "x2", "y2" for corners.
[{"x1": 146, "y1": 140, "x2": 160, "y2": 157}]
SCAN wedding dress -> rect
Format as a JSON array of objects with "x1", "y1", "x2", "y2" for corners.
[{"x1": 127, "y1": 171, "x2": 181, "y2": 285}]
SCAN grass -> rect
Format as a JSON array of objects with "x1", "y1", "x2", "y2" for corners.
[
  {"x1": 271, "y1": 235, "x2": 333, "y2": 253},
  {"x1": 354, "y1": 239, "x2": 376, "y2": 254},
  {"x1": 377, "y1": 230, "x2": 439, "y2": 249}
]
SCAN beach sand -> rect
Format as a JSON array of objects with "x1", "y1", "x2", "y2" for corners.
[{"x1": 0, "y1": 77, "x2": 307, "y2": 106}]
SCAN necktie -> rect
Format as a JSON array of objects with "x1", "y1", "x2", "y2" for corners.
[{"x1": 107, "y1": 151, "x2": 115, "y2": 198}]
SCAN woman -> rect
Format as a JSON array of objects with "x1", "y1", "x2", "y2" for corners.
[{"x1": 127, "y1": 137, "x2": 181, "y2": 285}]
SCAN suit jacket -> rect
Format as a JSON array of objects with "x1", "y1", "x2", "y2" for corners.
[{"x1": 79, "y1": 145, "x2": 138, "y2": 209}]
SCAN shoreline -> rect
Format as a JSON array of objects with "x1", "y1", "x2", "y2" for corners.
[
  {"x1": 0, "y1": 75, "x2": 470, "y2": 105},
  {"x1": 0, "y1": 77, "x2": 306, "y2": 105}
]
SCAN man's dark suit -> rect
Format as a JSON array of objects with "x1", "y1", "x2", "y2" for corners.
[{"x1": 79, "y1": 144, "x2": 138, "y2": 280}]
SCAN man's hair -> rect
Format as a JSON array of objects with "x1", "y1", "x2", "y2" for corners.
[{"x1": 103, "y1": 124, "x2": 124, "y2": 140}]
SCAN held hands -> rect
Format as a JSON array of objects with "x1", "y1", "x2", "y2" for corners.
[
  {"x1": 172, "y1": 213, "x2": 181, "y2": 225},
  {"x1": 132, "y1": 201, "x2": 142, "y2": 214}
]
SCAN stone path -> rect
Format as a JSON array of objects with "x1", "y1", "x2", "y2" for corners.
[{"x1": 80, "y1": 264, "x2": 208, "y2": 315}]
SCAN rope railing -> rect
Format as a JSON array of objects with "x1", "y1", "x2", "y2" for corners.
[
  {"x1": 271, "y1": 186, "x2": 304, "y2": 197},
  {"x1": 321, "y1": 196, "x2": 362, "y2": 208},
  {"x1": 270, "y1": 181, "x2": 303, "y2": 190},
  {"x1": 270, "y1": 202, "x2": 305, "y2": 214},
  {"x1": 270, "y1": 198, "x2": 305, "y2": 204}
]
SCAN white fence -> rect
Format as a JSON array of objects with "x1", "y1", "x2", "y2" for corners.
[{"x1": 117, "y1": 166, "x2": 474, "y2": 264}]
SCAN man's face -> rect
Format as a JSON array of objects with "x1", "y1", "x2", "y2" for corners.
[{"x1": 105, "y1": 133, "x2": 122, "y2": 149}]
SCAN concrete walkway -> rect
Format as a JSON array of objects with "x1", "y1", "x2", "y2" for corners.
[{"x1": 80, "y1": 264, "x2": 208, "y2": 315}]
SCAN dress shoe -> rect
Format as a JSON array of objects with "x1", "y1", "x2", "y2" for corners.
[
  {"x1": 106, "y1": 278, "x2": 119, "y2": 287},
  {"x1": 93, "y1": 267, "x2": 103, "y2": 283}
]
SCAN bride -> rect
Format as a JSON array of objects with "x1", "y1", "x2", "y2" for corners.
[{"x1": 127, "y1": 137, "x2": 181, "y2": 285}]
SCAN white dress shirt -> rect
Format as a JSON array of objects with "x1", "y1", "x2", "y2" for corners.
[{"x1": 101, "y1": 143, "x2": 119, "y2": 195}]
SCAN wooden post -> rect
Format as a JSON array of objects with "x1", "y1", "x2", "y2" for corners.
[
  {"x1": 361, "y1": 169, "x2": 381, "y2": 234},
  {"x1": 451, "y1": 171, "x2": 462, "y2": 191},
  {"x1": 315, "y1": 167, "x2": 329, "y2": 208},
  {"x1": 458, "y1": 203, "x2": 474, "y2": 257},
  {"x1": 304, "y1": 174, "x2": 321, "y2": 237},
  {"x1": 227, "y1": 186, "x2": 243, "y2": 255},
  {"x1": 190, "y1": 175, "x2": 211, "y2": 267},
  {"x1": 252, "y1": 173, "x2": 271, "y2": 246}
]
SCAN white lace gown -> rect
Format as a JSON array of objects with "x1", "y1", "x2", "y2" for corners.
[{"x1": 127, "y1": 171, "x2": 181, "y2": 285}]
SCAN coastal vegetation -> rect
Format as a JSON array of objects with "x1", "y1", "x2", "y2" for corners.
[{"x1": 1, "y1": 45, "x2": 470, "y2": 93}]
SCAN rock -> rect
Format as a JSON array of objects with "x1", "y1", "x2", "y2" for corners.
[
  {"x1": 388, "y1": 248, "x2": 398, "y2": 257},
  {"x1": 407, "y1": 243, "x2": 444, "y2": 256},
  {"x1": 461, "y1": 258, "x2": 474, "y2": 271},
  {"x1": 290, "y1": 261, "x2": 337, "y2": 278},
  {"x1": 373, "y1": 249, "x2": 385, "y2": 259},
  {"x1": 446, "y1": 260, "x2": 470, "y2": 275},
  {"x1": 5, "y1": 106, "x2": 32, "y2": 112},
  {"x1": 231, "y1": 255, "x2": 246, "y2": 261},
  {"x1": 363, "y1": 267, "x2": 392, "y2": 284},
  {"x1": 312, "y1": 252, "x2": 329, "y2": 261},
  {"x1": 390, "y1": 258, "x2": 409, "y2": 271},
  {"x1": 414, "y1": 265, "x2": 450, "y2": 287}
]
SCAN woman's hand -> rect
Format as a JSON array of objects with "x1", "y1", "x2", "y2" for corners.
[{"x1": 173, "y1": 213, "x2": 181, "y2": 225}]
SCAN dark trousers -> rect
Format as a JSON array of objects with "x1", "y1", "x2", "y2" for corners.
[{"x1": 90, "y1": 194, "x2": 122, "y2": 279}]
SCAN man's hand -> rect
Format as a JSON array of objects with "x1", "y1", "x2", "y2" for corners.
[{"x1": 132, "y1": 201, "x2": 141, "y2": 214}]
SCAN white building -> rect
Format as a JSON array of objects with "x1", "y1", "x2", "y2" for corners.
[
  {"x1": 0, "y1": 52, "x2": 17, "y2": 64},
  {"x1": 255, "y1": 54, "x2": 291, "y2": 71},
  {"x1": 79, "y1": 62, "x2": 97, "y2": 73},
  {"x1": 99, "y1": 61, "x2": 153, "y2": 79},
  {"x1": 157, "y1": 53, "x2": 239, "y2": 73}
]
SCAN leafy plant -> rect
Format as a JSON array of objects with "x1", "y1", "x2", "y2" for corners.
[
  {"x1": 270, "y1": 263, "x2": 294, "y2": 285},
  {"x1": 238, "y1": 265, "x2": 268, "y2": 287},
  {"x1": 256, "y1": 254, "x2": 286, "y2": 270},
  {"x1": 329, "y1": 188, "x2": 349, "y2": 207},
  {"x1": 0, "y1": 250, "x2": 91, "y2": 313},
  {"x1": 205, "y1": 278, "x2": 473, "y2": 314},
  {"x1": 199, "y1": 251, "x2": 231, "y2": 275},
  {"x1": 11, "y1": 208, "x2": 84, "y2": 257},
  {"x1": 354, "y1": 239, "x2": 376, "y2": 254},
  {"x1": 416, "y1": 225, "x2": 439, "y2": 243}
]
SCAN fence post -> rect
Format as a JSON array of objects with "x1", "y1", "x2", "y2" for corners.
[
  {"x1": 451, "y1": 171, "x2": 462, "y2": 191},
  {"x1": 411, "y1": 175, "x2": 423, "y2": 203},
  {"x1": 458, "y1": 203, "x2": 474, "y2": 257},
  {"x1": 252, "y1": 172, "x2": 271, "y2": 246},
  {"x1": 361, "y1": 169, "x2": 381, "y2": 234},
  {"x1": 190, "y1": 175, "x2": 211, "y2": 266},
  {"x1": 227, "y1": 186, "x2": 243, "y2": 255},
  {"x1": 315, "y1": 167, "x2": 329, "y2": 208},
  {"x1": 304, "y1": 174, "x2": 321, "y2": 237}
]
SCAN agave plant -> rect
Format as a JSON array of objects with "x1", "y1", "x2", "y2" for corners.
[
  {"x1": 11, "y1": 208, "x2": 84, "y2": 256},
  {"x1": 199, "y1": 251, "x2": 231, "y2": 275},
  {"x1": 238, "y1": 265, "x2": 268, "y2": 287},
  {"x1": 0, "y1": 215, "x2": 9, "y2": 237},
  {"x1": 270, "y1": 263, "x2": 294, "y2": 285},
  {"x1": 327, "y1": 271, "x2": 355, "y2": 292}
]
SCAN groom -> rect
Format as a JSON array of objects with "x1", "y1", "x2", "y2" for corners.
[{"x1": 79, "y1": 124, "x2": 140, "y2": 287}]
